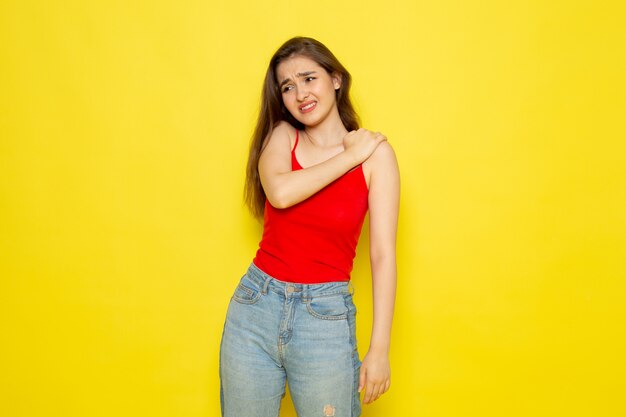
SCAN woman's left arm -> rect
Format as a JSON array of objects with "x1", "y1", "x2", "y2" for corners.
[{"x1": 358, "y1": 141, "x2": 400, "y2": 405}]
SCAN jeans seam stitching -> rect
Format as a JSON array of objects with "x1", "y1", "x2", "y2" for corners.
[{"x1": 305, "y1": 302, "x2": 348, "y2": 320}]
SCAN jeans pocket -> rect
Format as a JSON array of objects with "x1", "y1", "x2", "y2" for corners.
[
  {"x1": 231, "y1": 277, "x2": 262, "y2": 305},
  {"x1": 305, "y1": 293, "x2": 349, "y2": 320}
]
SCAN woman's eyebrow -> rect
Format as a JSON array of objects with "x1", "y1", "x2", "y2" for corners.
[{"x1": 279, "y1": 71, "x2": 318, "y2": 88}]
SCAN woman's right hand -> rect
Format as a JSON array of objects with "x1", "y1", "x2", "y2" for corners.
[{"x1": 343, "y1": 128, "x2": 388, "y2": 165}]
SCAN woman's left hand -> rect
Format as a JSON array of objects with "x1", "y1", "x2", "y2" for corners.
[{"x1": 358, "y1": 349, "x2": 391, "y2": 404}]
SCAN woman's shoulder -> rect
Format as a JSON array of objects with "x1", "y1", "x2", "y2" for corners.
[
  {"x1": 372, "y1": 140, "x2": 396, "y2": 160},
  {"x1": 269, "y1": 120, "x2": 296, "y2": 149},
  {"x1": 361, "y1": 133, "x2": 399, "y2": 188},
  {"x1": 367, "y1": 138, "x2": 398, "y2": 170},
  {"x1": 272, "y1": 120, "x2": 296, "y2": 139}
]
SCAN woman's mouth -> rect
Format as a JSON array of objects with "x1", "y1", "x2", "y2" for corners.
[{"x1": 299, "y1": 101, "x2": 317, "y2": 113}]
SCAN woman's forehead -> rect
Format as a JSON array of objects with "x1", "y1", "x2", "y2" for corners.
[{"x1": 276, "y1": 55, "x2": 324, "y2": 78}]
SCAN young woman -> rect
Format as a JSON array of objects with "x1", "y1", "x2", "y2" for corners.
[{"x1": 219, "y1": 36, "x2": 400, "y2": 417}]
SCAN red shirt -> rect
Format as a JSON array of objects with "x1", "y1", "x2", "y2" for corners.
[{"x1": 253, "y1": 129, "x2": 369, "y2": 283}]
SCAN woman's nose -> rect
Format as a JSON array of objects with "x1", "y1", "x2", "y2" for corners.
[{"x1": 296, "y1": 88, "x2": 310, "y2": 102}]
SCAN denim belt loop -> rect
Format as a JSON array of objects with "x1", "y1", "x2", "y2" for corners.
[
  {"x1": 302, "y1": 284, "x2": 311, "y2": 302},
  {"x1": 262, "y1": 276, "x2": 271, "y2": 295},
  {"x1": 347, "y1": 281, "x2": 355, "y2": 295}
]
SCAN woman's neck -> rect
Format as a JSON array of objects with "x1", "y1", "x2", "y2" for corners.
[{"x1": 303, "y1": 109, "x2": 348, "y2": 148}]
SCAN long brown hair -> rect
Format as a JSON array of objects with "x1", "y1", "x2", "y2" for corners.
[{"x1": 244, "y1": 36, "x2": 360, "y2": 219}]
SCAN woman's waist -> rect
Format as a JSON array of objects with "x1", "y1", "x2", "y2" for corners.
[
  {"x1": 251, "y1": 252, "x2": 353, "y2": 284},
  {"x1": 246, "y1": 261, "x2": 354, "y2": 296}
]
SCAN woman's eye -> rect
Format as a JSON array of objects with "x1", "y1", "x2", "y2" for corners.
[
  {"x1": 305, "y1": 77, "x2": 316, "y2": 82},
  {"x1": 282, "y1": 85, "x2": 293, "y2": 93}
]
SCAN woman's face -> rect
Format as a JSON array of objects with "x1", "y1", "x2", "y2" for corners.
[{"x1": 276, "y1": 55, "x2": 341, "y2": 127}]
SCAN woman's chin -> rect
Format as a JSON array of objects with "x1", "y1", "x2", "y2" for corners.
[{"x1": 294, "y1": 112, "x2": 326, "y2": 128}]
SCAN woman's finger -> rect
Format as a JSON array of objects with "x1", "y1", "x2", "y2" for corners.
[
  {"x1": 375, "y1": 133, "x2": 387, "y2": 143},
  {"x1": 364, "y1": 383, "x2": 376, "y2": 403},
  {"x1": 358, "y1": 367, "x2": 366, "y2": 393},
  {"x1": 372, "y1": 383, "x2": 384, "y2": 402}
]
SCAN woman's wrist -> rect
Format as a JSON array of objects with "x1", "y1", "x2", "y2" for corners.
[
  {"x1": 341, "y1": 147, "x2": 361, "y2": 167},
  {"x1": 368, "y1": 341, "x2": 390, "y2": 356}
]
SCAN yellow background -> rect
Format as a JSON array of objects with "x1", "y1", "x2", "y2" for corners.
[{"x1": 1, "y1": 1, "x2": 625, "y2": 416}]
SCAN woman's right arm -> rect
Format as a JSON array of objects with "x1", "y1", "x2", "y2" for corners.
[{"x1": 258, "y1": 121, "x2": 386, "y2": 208}]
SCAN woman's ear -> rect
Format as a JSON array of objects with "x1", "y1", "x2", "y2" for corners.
[{"x1": 331, "y1": 71, "x2": 342, "y2": 90}]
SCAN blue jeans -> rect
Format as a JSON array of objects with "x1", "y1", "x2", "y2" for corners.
[{"x1": 219, "y1": 262, "x2": 362, "y2": 417}]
